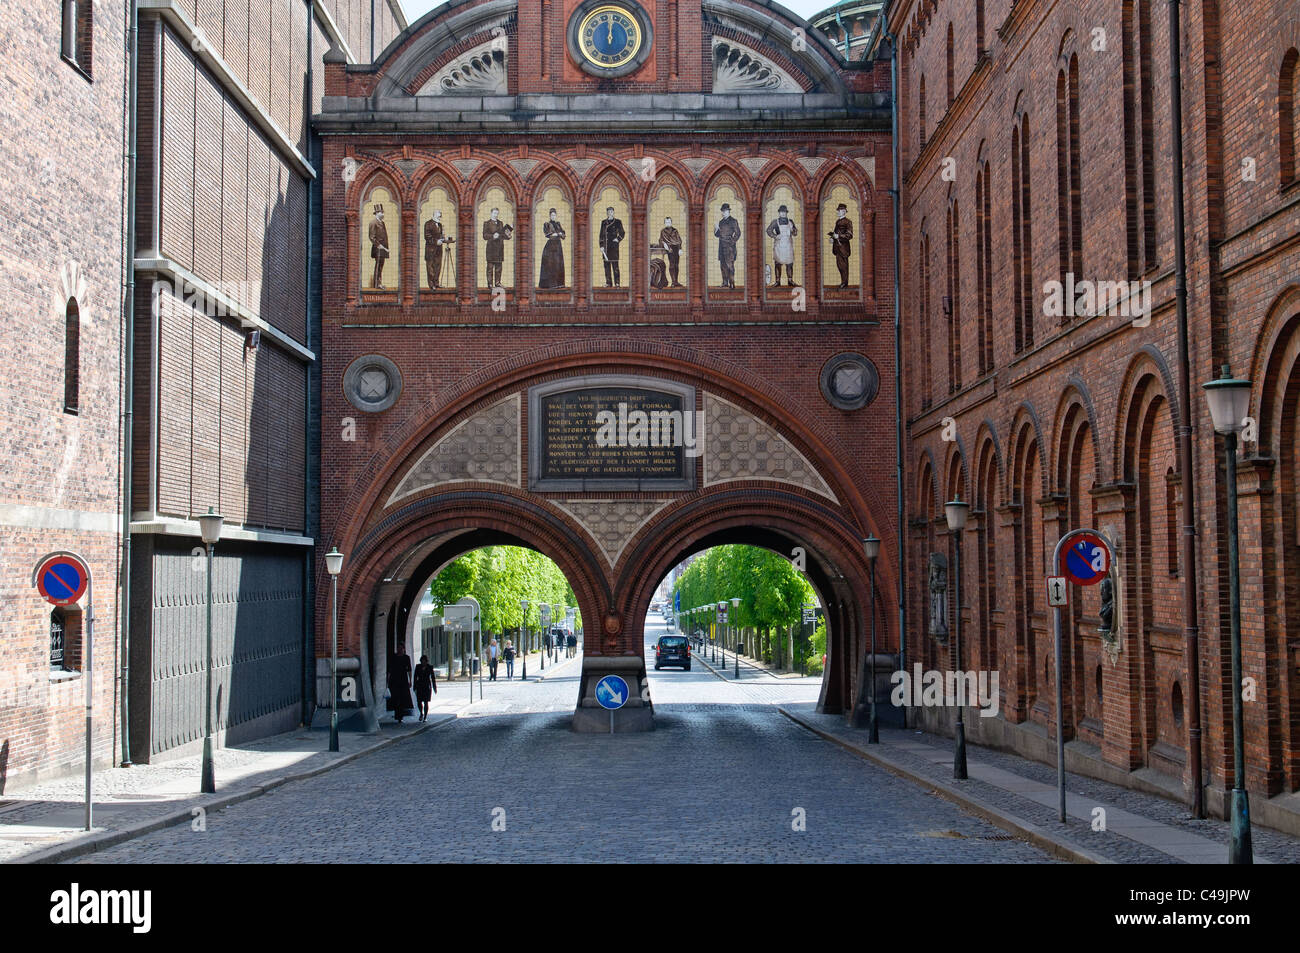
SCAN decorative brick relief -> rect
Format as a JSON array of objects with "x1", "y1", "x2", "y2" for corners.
[
  {"x1": 386, "y1": 394, "x2": 520, "y2": 505},
  {"x1": 552, "y1": 499, "x2": 673, "y2": 567},
  {"x1": 703, "y1": 395, "x2": 836, "y2": 501}
]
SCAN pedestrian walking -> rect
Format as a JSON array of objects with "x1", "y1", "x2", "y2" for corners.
[
  {"x1": 413, "y1": 654, "x2": 437, "y2": 722},
  {"x1": 487, "y1": 638, "x2": 500, "y2": 681},
  {"x1": 567, "y1": 632, "x2": 577, "y2": 657},
  {"x1": 503, "y1": 640, "x2": 516, "y2": 680},
  {"x1": 388, "y1": 642, "x2": 413, "y2": 723}
]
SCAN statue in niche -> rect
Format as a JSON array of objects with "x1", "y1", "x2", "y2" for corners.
[
  {"x1": 538, "y1": 209, "x2": 567, "y2": 289},
  {"x1": 928, "y1": 552, "x2": 949, "y2": 643}
]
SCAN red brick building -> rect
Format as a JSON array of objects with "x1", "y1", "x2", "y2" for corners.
[
  {"x1": 890, "y1": 0, "x2": 1300, "y2": 829},
  {"x1": 0, "y1": 0, "x2": 402, "y2": 791},
  {"x1": 315, "y1": 0, "x2": 898, "y2": 728},
  {"x1": 0, "y1": 0, "x2": 128, "y2": 788}
]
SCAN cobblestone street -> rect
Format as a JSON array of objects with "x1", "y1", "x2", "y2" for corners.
[{"x1": 78, "y1": 622, "x2": 1055, "y2": 863}]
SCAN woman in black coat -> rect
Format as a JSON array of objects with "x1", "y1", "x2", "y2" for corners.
[
  {"x1": 413, "y1": 654, "x2": 437, "y2": 722},
  {"x1": 388, "y1": 643, "x2": 414, "y2": 723}
]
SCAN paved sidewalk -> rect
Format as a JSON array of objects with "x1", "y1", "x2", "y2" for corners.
[
  {"x1": 780, "y1": 703, "x2": 1300, "y2": 864},
  {"x1": 693, "y1": 643, "x2": 807, "y2": 681},
  {"x1": 0, "y1": 692, "x2": 476, "y2": 865}
]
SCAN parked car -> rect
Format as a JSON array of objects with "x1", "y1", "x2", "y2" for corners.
[{"x1": 654, "y1": 635, "x2": 691, "y2": 671}]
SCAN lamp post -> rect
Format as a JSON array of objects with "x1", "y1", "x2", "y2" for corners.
[
  {"x1": 519, "y1": 599, "x2": 529, "y2": 680},
  {"x1": 325, "y1": 547, "x2": 344, "y2": 752},
  {"x1": 945, "y1": 495, "x2": 969, "y2": 780},
  {"x1": 731, "y1": 597, "x2": 741, "y2": 677},
  {"x1": 852, "y1": 536, "x2": 882, "y2": 741},
  {"x1": 1203, "y1": 364, "x2": 1254, "y2": 864},
  {"x1": 197, "y1": 506, "x2": 223, "y2": 793}
]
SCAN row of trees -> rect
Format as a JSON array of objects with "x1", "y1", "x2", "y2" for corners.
[
  {"x1": 671, "y1": 544, "x2": 816, "y2": 646},
  {"x1": 428, "y1": 546, "x2": 581, "y2": 637}
]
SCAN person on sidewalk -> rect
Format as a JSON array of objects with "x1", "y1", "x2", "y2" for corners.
[
  {"x1": 567, "y1": 632, "x2": 576, "y2": 658},
  {"x1": 389, "y1": 642, "x2": 414, "y2": 723},
  {"x1": 502, "y1": 640, "x2": 516, "y2": 680},
  {"x1": 487, "y1": 638, "x2": 500, "y2": 681},
  {"x1": 413, "y1": 654, "x2": 437, "y2": 722}
]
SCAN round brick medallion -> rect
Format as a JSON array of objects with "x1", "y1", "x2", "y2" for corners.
[{"x1": 344, "y1": 354, "x2": 402, "y2": 413}]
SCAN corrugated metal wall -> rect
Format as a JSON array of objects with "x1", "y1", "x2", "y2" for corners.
[{"x1": 133, "y1": 537, "x2": 304, "y2": 757}]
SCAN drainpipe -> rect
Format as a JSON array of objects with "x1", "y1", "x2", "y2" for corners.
[
  {"x1": 119, "y1": 0, "x2": 140, "y2": 767},
  {"x1": 884, "y1": 18, "x2": 907, "y2": 726},
  {"x1": 303, "y1": 0, "x2": 316, "y2": 727},
  {"x1": 1167, "y1": 0, "x2": 1203, "y2": 819}
]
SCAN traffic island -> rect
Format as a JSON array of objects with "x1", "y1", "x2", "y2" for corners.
[{"x1": 572, "y1": 657, "x2": 654, "y2": 732}]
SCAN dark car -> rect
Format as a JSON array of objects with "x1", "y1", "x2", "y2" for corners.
[{"x1": 654, "y1": 635, "x2": 691, "y2": 671}]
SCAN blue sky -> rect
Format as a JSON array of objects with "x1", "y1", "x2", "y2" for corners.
[{"x1": 400, "y1": 0, "x2": 834, "y2": 23}]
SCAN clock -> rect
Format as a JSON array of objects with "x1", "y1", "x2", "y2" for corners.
[{"x1": 568, "y1": 0, "x2": 653, "y2": 77}]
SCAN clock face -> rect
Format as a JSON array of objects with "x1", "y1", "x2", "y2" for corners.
[{"x1": 578, "y1": 5, "x2": 642, "y2": 69}]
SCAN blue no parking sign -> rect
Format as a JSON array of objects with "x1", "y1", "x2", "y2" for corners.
[{"x1": 594, "y1": 675, "x2": 629, "y2": 710}]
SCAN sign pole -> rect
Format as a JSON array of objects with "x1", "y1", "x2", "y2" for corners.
[
  {"x1": 32, "y1": 551, "x2": 94, "y2": 831},
  {"x1": 84, "y1": 573, "x2": 93, "y2": 832},
  {"x1": 1048, "y1": 528, "x2": 1114, "y2": 824}
]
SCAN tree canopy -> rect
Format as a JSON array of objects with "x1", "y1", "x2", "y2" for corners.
[
  {"x1": 670, "y1": 545, "x2": 815, "y2": 632},
  {"x1": 428, "y1": 546, "x2": 580, "y2": 635}
]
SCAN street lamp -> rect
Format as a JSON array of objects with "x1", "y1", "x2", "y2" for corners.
[
  {"x1": 731, "y1": 597, "x2": 741, "y2": 678},
  {"x1": 197, "y1": 506, "x2": 223, "y2": 793},
  {"x1": 519, "y1": 599, "x2": 529, "y2": 680},
  {"x1": 852, "y1": 535, "x2": 882, "y2": 741},
  {"x1": 945, "y1": 495, "x2": 969, "y2": 780},
  {"x1": 325, "y1": 547, "x2": 344, "y2": 752},
  {"x1": 1203, "y1": 364, "x2": 1254, "y2": 864}
]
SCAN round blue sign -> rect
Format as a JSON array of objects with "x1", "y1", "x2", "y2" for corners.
[
  {"x1": 594, "y1": 674, "x2": 630, "y2": 710},
  {"x1": 1062, "y1": 532, "x2": 1110, "y2": 586}
]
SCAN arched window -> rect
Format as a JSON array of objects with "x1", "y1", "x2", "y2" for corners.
[
  {"x1": 975, "y1": 157, "x2": 993, "y2": 374},
  {"x1": 946, "y1": 24, "x2": 955, "y2": 109},
  {"x1": 1055, "y1": 55, "x2": 1084, "y2": 307},
  {"x1": 945, "y1": 196, "x2": 960, "y2": 392},
  {"x1": 919, "y1": 75, "x2": 927, "y2": 151},
  {"x1": 62, "y1": 0, "x2": 93, "y2": 77},
  {"x1": 1012, "y1": 111, "x2": 1034, "y2": 352},
  {"x1": 1281, "y1": 48, "x2": 1299, "y2": 186},
  {"x1": 64, "y1": 297, "x2": 80, "y2": 414}
]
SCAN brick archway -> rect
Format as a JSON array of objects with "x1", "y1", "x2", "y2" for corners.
[{"x1": 320, "y1": 350, "x2": 897, "y2": 729}]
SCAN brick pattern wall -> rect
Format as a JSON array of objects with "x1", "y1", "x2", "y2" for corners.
[
  {"x1": 0, "y1": 0, "x2": 127, "y2": 789},
  {"x1": 894, "y1": 0, "x2": 1300, "y2": 798}
]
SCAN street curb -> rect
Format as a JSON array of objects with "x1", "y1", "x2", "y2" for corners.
[
  {"x1": 777, "y1": 706, "x2": 1111, "y2": 865},
  {"x1": 13, "y1": 714, "x2": 458, "y2": 865},
  {"x1": 536, "y1": 650, "x2": 582, "y2": 680}
]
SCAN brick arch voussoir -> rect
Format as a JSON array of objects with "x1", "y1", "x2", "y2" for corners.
[
  {"x1": 522, "y1": 162, "x2": 583, "y2": 209},
  {"x1": 347, "y1": 161, "x2": 408, "y2": 215},
  {"x1": 333, "y1": 338, "x2": 884, "y2": 543},
  {"x1": 1249, "y1": 283, "x2": 1300, "y2": 449},
  {"x1": 1007, "y1": 401, "x2": 1050, "y2": 500},
  {"x1": 617, "y1": 486, "x2": 894, "y2": 625},
  {"x1": 1113, "y1": 346, "x2": 1179, "y2": 478},
  {"x1": 1052, "y1": 374, "x2": 1103, "y2": 488},
  {"x1": 974, "y1": 418, "x2": 1005, "y2": 503},
  {"x1": 332, "y1": 489, "x2": 612, "y2": 654}
]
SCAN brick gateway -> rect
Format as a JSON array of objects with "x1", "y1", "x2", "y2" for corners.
[{"x1": 315, "y1": 0, "x2": 898, "y2": 728}]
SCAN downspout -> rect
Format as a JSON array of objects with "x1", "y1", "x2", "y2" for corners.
[
  {"x1": 1167, "y1": 0, "x2": 1203, "y2": 818},
  {"x1": 119, "y1": 0, "x2": 140, "y2": 767},
  {"x1": 885, "y1": 17, "x2": 907, "y2": 726},
  {"x1": 303, "y1": 0, "x2": 318, "y2": 726}
]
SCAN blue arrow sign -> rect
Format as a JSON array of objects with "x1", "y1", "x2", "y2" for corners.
[
  {"x1": 594, "y1": 674, "x2": 629, "y2": 710},
  {"x1": 674, "y1": 590, "x2": 680, "y2": 612}
]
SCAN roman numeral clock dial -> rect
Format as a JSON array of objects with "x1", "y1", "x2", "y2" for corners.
[{"x1": 569, "y1": 1, "x2": 652, "y2": 77}]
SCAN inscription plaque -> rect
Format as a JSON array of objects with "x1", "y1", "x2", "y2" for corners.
[{"x1": 528, "y1": 376, "x2": 697, "y2": 491}]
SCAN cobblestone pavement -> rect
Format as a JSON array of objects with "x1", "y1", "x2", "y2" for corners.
[{"x1": 76, "y1": 620, "x2": 1055, "y2": 863}]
